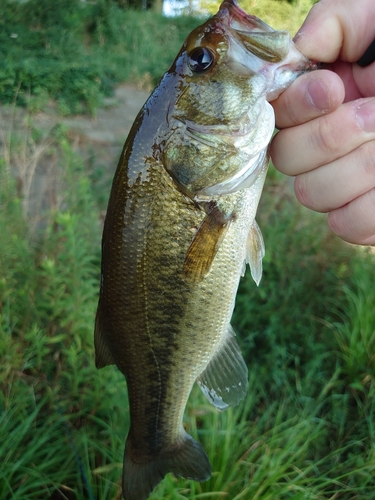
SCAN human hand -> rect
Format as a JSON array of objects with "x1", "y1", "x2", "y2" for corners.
[{"x1": 270, "y1": 0, "x2": 375, "y2": 245}]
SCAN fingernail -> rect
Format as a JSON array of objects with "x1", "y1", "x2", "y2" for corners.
[
  {"x1": 307, "y1": 78, "x2": 330, "y2": 111},
  {"x1": 356, "y1": 100, "x2": 375, "y2": 132}
]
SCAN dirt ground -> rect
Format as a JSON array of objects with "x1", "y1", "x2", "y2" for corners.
[
  {"x1": 69, "y1": 85, "x2": 148, "y2": 156},
  {"x1": 1, "y1": 85, "x2": 150, "y2": 224},
  {"x1": 34, "y1": 84, "x2": 150, "y2": 172}
]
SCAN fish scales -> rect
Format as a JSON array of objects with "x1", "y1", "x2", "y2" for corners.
[
  {"x1": 95, "y1": 1, "x2": 316, "y2": 499},
  {"x1": 99, "y1": 154, "x2": 255, "y2": 439}
]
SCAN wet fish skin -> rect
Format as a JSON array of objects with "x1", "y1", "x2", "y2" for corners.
[{"x1": 94, "y1": 2, "x2": 315, "y2": 499}]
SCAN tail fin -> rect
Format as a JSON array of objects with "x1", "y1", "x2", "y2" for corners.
[{"x1": 122, "y1": 432, "x2": 211, "y2": 500}]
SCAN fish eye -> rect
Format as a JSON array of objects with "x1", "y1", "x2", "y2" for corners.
[{"x1": 188, "y1": 47, "x2": 214, "y2": 73}]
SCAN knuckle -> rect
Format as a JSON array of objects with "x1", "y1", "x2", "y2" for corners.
[
  {"x1": 327, "y1": 209, "x2": 345, "y2": 237},
  {"x1": 270, "y1": 131, "x2": 292, "y2": 173},
  {"x1": 328, "y1": 188, "x2": 375, "y2": 244},
  {"x1": 311, "y1": 114, "x2": 341, "y2": 158},
  {"x1": 274, "y1": 89, "x2": 301, "y2": 128},
  {"x1": 282, "y1": 93, "x2": 303, "y2": 128},
  {"x1": 368, "y1": 187, "x2": 375, "y2": 212},
  {"x1": 358, "y1": 141, "x2": 375, "y2": 181},
  {"x1": 294, "y1": 174, "x2": 313, "y2": 209}
]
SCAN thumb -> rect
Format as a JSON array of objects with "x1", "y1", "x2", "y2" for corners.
[{"x1": 294, "y1": 0, "x2": 375, "y2": 63}]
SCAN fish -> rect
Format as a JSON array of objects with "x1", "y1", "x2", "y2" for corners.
[{"x1": 94, "y1": 1, "x2": 316, "y2": 499}]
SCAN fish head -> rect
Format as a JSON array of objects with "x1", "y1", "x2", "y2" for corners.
[
  {"x1": 170, "y1": 0, "x2": 314, "y2": 128},
  {"x1": 161, "y1": 0, "x2": 316, "y2": 197}
]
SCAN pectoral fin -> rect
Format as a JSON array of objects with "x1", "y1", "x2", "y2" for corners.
[
  {"x1": 246, "y1": 220, "x2": 265, "y2": 286},
  {"x1": 196, "y1": 324, "x2": 248, "y2": 410},
  {"x1": 183, "y1": 205, "x2": 231, "y2": 282}
]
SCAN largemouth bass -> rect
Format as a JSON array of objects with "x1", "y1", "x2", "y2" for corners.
[{"x1": 95, "y1": 1, "x2": 315, "y2": 498}]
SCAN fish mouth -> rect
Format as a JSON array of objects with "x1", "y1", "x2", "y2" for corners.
[{"x1": 214, "y1": 0, "x2": 315, "y2": 97}]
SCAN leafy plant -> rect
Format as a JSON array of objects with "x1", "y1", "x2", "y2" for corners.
[
  {"x1": 1, "y1": 3, "x2": 375, "y2": 498},
  {"x1": 0, "y1": 0, "x2": 201, "y2": 115}
]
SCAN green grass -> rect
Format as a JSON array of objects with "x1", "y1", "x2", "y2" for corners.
[
  {"x1": 0, "y1": 0, "x2": 201, "y2": 115},
  {"x1": 1, "y1": 114, "x2": 375, "y2": 499},
  {"x1": 0, "y1": 0, "x2": 316, "y2": 115},
  {"x1": 2, "y1": 1, "x2": 375, "y2": 498}
]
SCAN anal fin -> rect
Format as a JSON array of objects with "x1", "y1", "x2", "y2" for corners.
[{"x1": 196, "y1": 324, "x2": 248, "y2": 410}]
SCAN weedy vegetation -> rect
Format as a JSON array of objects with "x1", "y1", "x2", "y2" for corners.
[
  {"x1": 0, "y1": 0, "x2": 314, "y2": 116},
  {"x1": 1, "y1": 0, "x2": 375, "y2": 499},
  {"x1": 0, "y1": 0, "x2": 200, "y2": 116}
]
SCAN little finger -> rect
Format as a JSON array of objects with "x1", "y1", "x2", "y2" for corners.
[{"x1": 328, "y1": 188, "x2": 375, "y2": 245}]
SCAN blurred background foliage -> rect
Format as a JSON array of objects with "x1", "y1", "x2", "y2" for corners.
[
  {"x1": 0, "y1": 0, "x2": 315, "y2": 115},
  {"x1": 2, "y1": 0, "x2": 375, "y2": 499}
]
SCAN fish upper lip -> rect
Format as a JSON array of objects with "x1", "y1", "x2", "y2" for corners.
[
  {"x1": 214, "y1": 0, "x2": 313, "y2": 86},
  {"x1": 217, "y1": 0, "x2": 272, "y2": 33}
]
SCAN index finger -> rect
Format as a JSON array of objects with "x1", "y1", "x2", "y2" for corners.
[{"x1": 271, "y1": 69, "x2": 344, "y2": 129}]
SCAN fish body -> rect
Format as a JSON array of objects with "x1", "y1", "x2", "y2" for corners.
[{"x1": 95, "y1": 2, "x2": 315, "y2": 499}]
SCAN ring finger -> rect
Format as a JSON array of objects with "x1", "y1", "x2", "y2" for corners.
[{"x1": 293, "y1": 140, "x2": 375, "y2": 212}]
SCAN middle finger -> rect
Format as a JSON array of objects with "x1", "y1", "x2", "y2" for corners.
[{"x1": 271, "y1": 98, "x2": 375, "y2": 176}]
